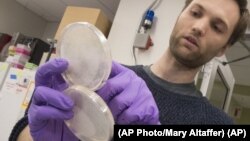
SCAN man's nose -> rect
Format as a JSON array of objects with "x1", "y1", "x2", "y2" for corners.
[{"x1": 192, "y1": 19, "x2": 208, "y2": 37}]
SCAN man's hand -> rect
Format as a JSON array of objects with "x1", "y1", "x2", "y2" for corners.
[
  {"x1": 97, "y1": 62, "x2": 160, "y2": 124},
  {"x1": 28, "y1": 58, "x2": 79, "y2": 141}
]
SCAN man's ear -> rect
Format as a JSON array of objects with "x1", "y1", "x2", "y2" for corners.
[{"x1": 216, "y1": 45, "x2": 229, "y2": 57}]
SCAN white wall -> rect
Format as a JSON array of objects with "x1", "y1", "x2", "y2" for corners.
[
  {"x1": 107, "y1": 0, "x2": 185, "y2": 65},
  {"x1": 42, "y1": 22, "x2": 60, "y2": 42},
  {"x1": 0, "y1": 0, "x2": 47, "y2": 39}
]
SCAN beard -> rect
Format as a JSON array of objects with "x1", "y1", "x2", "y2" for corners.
[{"x1": 169, "y1": 34, "x2": 213, "y2": 68}]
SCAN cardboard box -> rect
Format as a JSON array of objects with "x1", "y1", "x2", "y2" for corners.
[{"x1": 54, "y1": 6, "x2": 111, "y2": 40}]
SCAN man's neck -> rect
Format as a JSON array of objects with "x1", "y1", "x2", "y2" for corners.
[{"x1": 151, "y1": 50, "x2": 200, "y2": 84}]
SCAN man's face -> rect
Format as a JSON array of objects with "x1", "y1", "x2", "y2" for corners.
[{"x1": 169, "y1": 0, "x2": 240, "y2": 68}]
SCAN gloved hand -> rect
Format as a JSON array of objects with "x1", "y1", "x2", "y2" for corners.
[
  {"x1": 97, "y1": 61, "x2": 160, "y2": 125},
  {"x1": 28, "y1": 58, "x2": 79, "y2": 141}
]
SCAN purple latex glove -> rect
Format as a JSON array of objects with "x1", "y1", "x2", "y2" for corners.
[
  {"x1": 28, "y1": 58, "x2": 79, "y2": 141},
  {"x1": 97, "y1": 61, "x2": 160, "y2": 125}
]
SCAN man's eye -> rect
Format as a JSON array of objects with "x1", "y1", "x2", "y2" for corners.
[
  {"x1": 191, "y1": 10, "x2": 201, "y2": 17},
  {"x1": 212, "y1": 24, "x2": 223, "y2": 33}
]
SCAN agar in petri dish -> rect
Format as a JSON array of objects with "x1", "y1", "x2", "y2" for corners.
[
  {"x1": 64, "y1": 86, "x2": 114, "y2": 141},
  {"x1": 57, "y1": 22, "x2": 112, "y2": 91}
]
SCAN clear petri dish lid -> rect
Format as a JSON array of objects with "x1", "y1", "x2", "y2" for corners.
[
  {"x1": 64, "y1": 85, "x2": 114, "y2": 141},
  {"x1": 56, "y1": 22, "x2": 112, "y2": 91}
]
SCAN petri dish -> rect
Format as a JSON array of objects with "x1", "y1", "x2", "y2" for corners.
[
  {"x1": 56, "y1": 22, "x2": 112, "y2": 91},
  {"x1": 56, "y1": 22, "x2": 114, "y2": 141},
  {"x1": 64, "y1": 85, "x2": 114, "y2": 141}
]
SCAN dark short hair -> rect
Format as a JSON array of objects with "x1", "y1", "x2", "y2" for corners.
[{"x1": 184, "y1": 0, "x2": 250, "y2": 45}]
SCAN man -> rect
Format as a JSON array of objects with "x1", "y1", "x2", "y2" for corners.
[
  {"x1": 9, "y1": 0, "x2": 249, "y2": 140},
  {"x1": 136, "y1": 0, "x2": 250, "y2": 124}
]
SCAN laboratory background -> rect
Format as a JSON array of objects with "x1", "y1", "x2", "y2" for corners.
[{"x1": 0, "y1": 0, "x2": 250, "y2": 140}]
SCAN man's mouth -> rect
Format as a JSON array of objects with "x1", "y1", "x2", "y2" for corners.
[{"x1": 184, "y1": 35, "x2": 199, "y2": 47}]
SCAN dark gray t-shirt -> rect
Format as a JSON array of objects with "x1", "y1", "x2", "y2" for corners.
[
  {"x1": 128, "y1": 65, "x2": 233, "y2": 124},
  {"x1": 143, "y1": 65, "x2": 202, "y2": 97}
]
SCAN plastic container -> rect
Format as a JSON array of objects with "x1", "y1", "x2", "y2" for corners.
[
  {"x1": 56, "y1": 22, "x2": 114, "y2": 141},
  {"x1": 15, "y1": 44, "x2": 31, "y2": 56}
]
